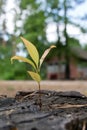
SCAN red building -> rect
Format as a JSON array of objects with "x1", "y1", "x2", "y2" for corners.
[{"x1": 47, "y1": 47, "x2": 87, "y2": 80}]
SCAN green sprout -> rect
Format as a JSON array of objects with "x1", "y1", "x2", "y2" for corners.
[{"x1": 11, "y1": 37, "x2": 56, "y2": 108}]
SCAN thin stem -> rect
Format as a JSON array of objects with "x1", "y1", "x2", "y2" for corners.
[
  {"x1": 38, "y1": 82, "x2": 40, "y2": 92},
  {"x1": 38, "y1": 82, "x2": 42, "y2": 109}
]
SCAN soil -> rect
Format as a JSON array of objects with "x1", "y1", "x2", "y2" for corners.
[{"x1": 0, "y1": 90, "x2": 87, "y2": 130}]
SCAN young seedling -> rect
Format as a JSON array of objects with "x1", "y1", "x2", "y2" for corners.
[{"x1": 11, "y1": 37, "x2": 56, "y2": 108}]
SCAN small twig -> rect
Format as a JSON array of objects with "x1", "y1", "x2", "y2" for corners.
[
  {"x1": 21, "y1": 91, "x2": 38, "y2": 100},
  {"x1": 82, "y1": 121, "x2": 86, "y2": 130},
  {"x1": 50, "y1": 104, "x2": 87, "y2": 109}
]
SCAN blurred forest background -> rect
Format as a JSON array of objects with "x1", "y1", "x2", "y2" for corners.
[{"x1": 0, "y1": 0, "x2": 87, "y2": 80}]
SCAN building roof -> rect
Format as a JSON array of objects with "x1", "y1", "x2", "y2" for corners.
[{"x1": 70, "y1": 46, "x2": 87, "y2": 61}]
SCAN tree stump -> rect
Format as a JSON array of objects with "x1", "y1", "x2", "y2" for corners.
[{"x1": 0, "y1": 90, "x2": 87, "y2": 130}]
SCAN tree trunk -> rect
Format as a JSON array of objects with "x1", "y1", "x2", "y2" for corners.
[{"x1": 64, "y1": 0, "x2": 70, "y2": 79}]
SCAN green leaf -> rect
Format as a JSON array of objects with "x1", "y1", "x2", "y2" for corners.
[
  {"x1": 40, "y1": 45, "x2": 56, "y2": 67},
  {"x1": 11, "y1": 56, "x2": 36, "y2": 70},
  {"x1": 20, "y1": 37, "x2": 39, "y2": 68},
  {"x1": 27, "y1": 71, "x2": 41, "y2": 82}
]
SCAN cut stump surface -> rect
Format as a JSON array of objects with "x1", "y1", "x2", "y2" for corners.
[{"x1": 0, "y1": 90, "x2": 87, "y2": 130}]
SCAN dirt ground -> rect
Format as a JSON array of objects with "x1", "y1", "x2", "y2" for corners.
[{"x1": 0, "y1": 80, "x2": 87, "y2": 97}]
